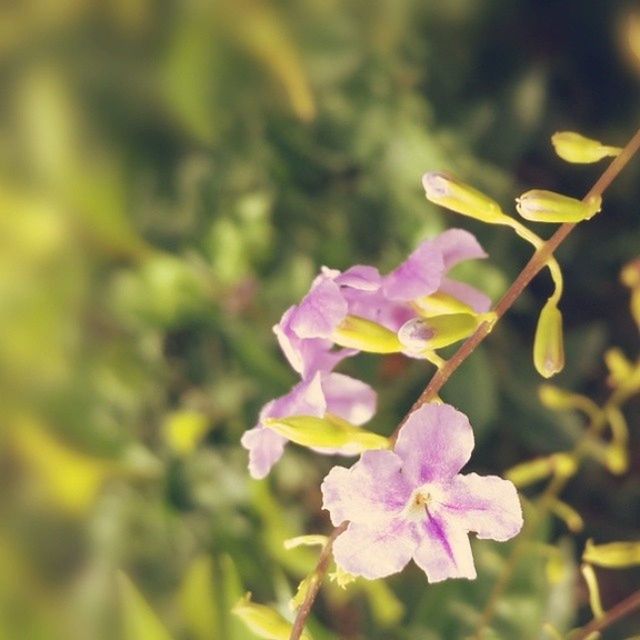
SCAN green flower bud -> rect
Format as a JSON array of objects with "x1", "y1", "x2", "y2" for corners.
[
  {"x1": 333, "y1": 315, "x2": 403, "y2": 353},
  {"x1": 516, "y1": 190, "x2": 602, "y2": 223},
  {"x1": 398, "y1": 313, "x2": 482, "y2": 355},
  {"x1": 422, "y1": 172, "x2": 508, "y2": 224},
  {"x1": 551, "y1": 131, "x2": 622, "y2": 164},
  {"x1": 265, "y1": 414, "x2": 389, "y2": 451},
  {"x1": 533, "y1": 299, "x2": 565, "y2": 378},
  {"x1": 583, "y1": 540, "x2": 640, "y2": 568}
]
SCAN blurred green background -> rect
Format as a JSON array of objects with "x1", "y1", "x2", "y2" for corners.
[{"x1": 2, "y1": 0, "x2": 640, "y2": 638}]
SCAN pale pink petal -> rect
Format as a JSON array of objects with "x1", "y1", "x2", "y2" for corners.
[
  {"x1": 241, "y1": 427, "x2": 287, "y2": 480},
  {"x1": 335, "y1": 265, "x2": 382, "y2": 291},
  {"x1": 441, "y1": 473, "x2": 523, "y2": 541},
  {"x1": 321, "y1": 373, "x2": 377, "y2": 425},
  {"x1": 382, "y1": 243, "x2": 445, "y2": 302},
  {"x1": 290, "y1": 279, "x2": 348, "y2": 339},
  {"x1": 394, "y1": 404, "x2": 474, "y2": 484},
  {"x1": 413, "y1": 515, "x2": 476, "y2": 583},
  {"x1": 342, "y1": 289, "x2": 414, "y2": 332},
  {"x1": 333, "y1": 520, "x2": 419, "y2": 579},
  {"x1": 430, "y1": 228, "x2": 487, "y2": 270},
  {"x1": 321, "y1": 450, "x2": 412, "y2": 526},
  {"x1": 439, "y1": 277, "x2": 492, "y2": 313}
]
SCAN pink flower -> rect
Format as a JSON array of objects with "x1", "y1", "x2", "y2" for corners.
[
  {"x1": 321, "y1": 404, "x2": 523, "y2": 582},
  {"x1": 241, "y1": 372, "x2": 377, "y2": 479}
]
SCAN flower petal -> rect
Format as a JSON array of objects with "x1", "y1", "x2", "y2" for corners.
[
  {"x1": 241, "y1": 427, "x2": 287, "y2": 479},
  {"x1": 413, "y1": 515, "x2": 476, "y2": 583},
  {"x1": 394, "y1": 404, "x2": 474, "y2": 484},
  {"x1": 321, "y1": 450, "x2": 412, "y2": 526},
  {"x1": 333, "y1": 520, "x2": 419, "y2": 579},
  {"x1": 441, "y1": 473, "x2": 523, "y2": 541},
  {"x1": 382, "y1": 243, "x2": 445, "y2": 302},
  {"x1": 439, "y1": 277, "x2": 492, "y2": 313},
  {"x1": 335, "y1": 265, "x2": 382, "y2": 291},
  {"x1": 430, "y1": 228, "x2": 487, "y2": 270},
  {"x1": 290, "y1": 279, "x2": 348, "y2": 339},
  {"x1": 321, "y1": 373, "x2": 377, "y2": 425}
]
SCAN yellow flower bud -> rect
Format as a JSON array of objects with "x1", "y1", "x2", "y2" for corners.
[
  {"x1": 580, "y1": 564, "x2": 605, "y2": 619},
  {"x1": 551, "y1": 131, "x2": 622, "y2": 164},
  {"x1": 422, "y1": 172, "x2": 509, "y2": 224},
  {"x1": 516, "y1": 190, "x2": 602, "y2": 223},
  {"x1": 538, "y1": 384, "x2": 599, "y2": 417},
  {"x1": 398, "y1": 313, "x2": 482, "y2": 355},
  {"x1": 533, "y1": 299, "x2": 565, "y2": 378},
  {"x1": 583, "y1": 539, "x2": 640, "y2": 568},
  {"x1": 333, "y1": 315, "x2": 403, "y2": 353},
  {"x1": 265, "y1": 414, "x2": 389, "y2": 451}
]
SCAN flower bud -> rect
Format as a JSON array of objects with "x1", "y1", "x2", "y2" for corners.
[
  {"x1": 583, "y1": 539, "x2": 640, "y2": 568},
  {"x1": 413, "y1": 291, "x2": 475, "y2": 317},
  {"x1": 551, "y1": 131, "x2": 622, "y2": 164},
  {"x1": 333, "y1": 315, "x2": 403, "y2": 353},
  {"x1": 265, "y1": 414, "x2": 389, "y2": 451},
  {"x1": 398, "y1": 313, "x2": 480, "y2": 355},
  {"x1": 422, "y1": 172, "x2": 508, "y2": 224},
  {"x1": 516, "y1": 190, "x2": 601, "y2": 223},
  {"x1": 533, "y1": 299, "x2": 565, "y2": 378},
  {"x1": 580, "y1": 564, "x2": 604, "y2": 620}
]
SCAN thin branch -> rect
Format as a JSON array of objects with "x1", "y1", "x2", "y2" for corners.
[
  {"x1": 289, "y1": 126, "x2": 640, "y2": 640},
  {"x1": 572, "y1": 588, "x2": 640, "y2": 639}
]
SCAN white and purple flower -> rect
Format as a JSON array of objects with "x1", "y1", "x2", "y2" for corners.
[
  {"x1": 321, "y1": 403, "x2": 523, "y2": 582},
  {"x1": 241, "y1": 371, "x2": 377, "y2": 479}
]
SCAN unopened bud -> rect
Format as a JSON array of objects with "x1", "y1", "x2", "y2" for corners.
[
  {"x1": 583, "y1": 539, "x2": 640, "y2": 568},
  {"x1": 333, "y1": 315, "x2": 402, "y2": 353},
  {"x1": 621, "y1": 258, "x2": 640, "y2": 288},
  {"x1": 551, "y1": 131, "x2": 622, "y2": 164},
  {"x1": 533, "y1": 299, "x2": 565, "y2": 378},
  {"x1": 516, "y1": 190, "x2": 601, "y2": 223},
  {"x1": 265, "y1": 414, "x2": 389, "y2": 451},
  {"x1": 398, "y1": 313, "x2": 480, "y2": 356},
  {"x1": 232, "y1": 593, "x2": 312, "y2": 640},
  {"x1": 422, "y1": 172, "x2": 508, "y2": 224}
]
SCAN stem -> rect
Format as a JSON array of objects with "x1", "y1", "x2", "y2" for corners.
[
  {"x1": 289, "y1": 523, "x2": 346, "y2": 640},
  {"x1": 398, "y1": 126, "x2": 640, "y2": 429},
  {"x1": 572, "y1": 588, "x2": 640, "y2": 639},
  {"x1": 289, "y1": 126, "x2": 640, "y2": 640}
]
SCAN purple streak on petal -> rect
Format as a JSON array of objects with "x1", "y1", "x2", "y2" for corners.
[
  {"x1": 412, "y1": 514, "x2": 476, "y2": 583},
  {"x1": 333, "y1": 519, "x2": 419, "y2": 579},
  {"x1": 240, "y1": 426, "x2": 287, "y2": 479},
  {"x1": 394, "y1": 404, "x2": 474, "y2": 484},
  {"x1": 430, "y1": 228, "x2": 487, "y2": 270},
  {"x1": 289, "y1": 278, "x2": 348, "y2": 339},
  {"x1": 439, "y1": 277, "x2": 492, "y2": 313},
  {"x1": 321, "y1": 450, "x2": 412, "y2": 526},
  {"x1": 382, "y1": 243, "x2": 445, "y2": 302},
  {"x1": 335, "y1": 265, "x2": 382, "y2": 291},
  {"x1": 321, "y1": 372, "x2": 377, "y2": 425},
  {"x1": 441, "y1": 473, "x2": 523, "y2": 541}
]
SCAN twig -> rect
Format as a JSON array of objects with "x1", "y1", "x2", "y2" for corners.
[
  {"x1": 289, "y1": 127, "x2": 640, "y2": 640},
  {"x1": 572, "y1": 588, "x2": 640, "y2": 639}
]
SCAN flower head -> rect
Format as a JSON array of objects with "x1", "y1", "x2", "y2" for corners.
[
  {"x1": 321, "y1": 404, "x2": 523, "y2": 582},
  {"x1": 241, "y1": 372, "x2": 377, "y2": 479}
]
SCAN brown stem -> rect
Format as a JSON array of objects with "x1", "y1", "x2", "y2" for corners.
[
  {"x1": 289, "y1": 523, "x2": 347, "y2": 640},
  {"x1": 289, "y1": 126, "x2": 640, "y2": 640},
  {"x1": 572, "y1": 588, "x2": 640, "y2": 639},
  {"x1": 399, "y1": 127, "x2": 640, "y2": 428}
]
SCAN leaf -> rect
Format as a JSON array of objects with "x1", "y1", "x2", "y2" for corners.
[
  {"x1": 118, "y1": 572, "x2": 174, "y2": 640},
  {"x1": 178, "y1": 556, "x2": 219, "y2": 640}
]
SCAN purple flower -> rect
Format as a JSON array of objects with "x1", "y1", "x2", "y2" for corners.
[
  {"x1": 321, "y1": 404, "x2": 523, "y2": 582},
  {"x1": 241, "y1": 372, "x2": 377, "y2": 479}
]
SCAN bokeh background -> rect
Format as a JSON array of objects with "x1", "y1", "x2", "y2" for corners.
[{"x1": 2, "y1": 0, "x2": 640, "y2": 638}]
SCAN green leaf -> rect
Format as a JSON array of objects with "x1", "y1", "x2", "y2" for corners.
[{"x1": 118, "y1": 572, "x2": 173, "y2": 640}]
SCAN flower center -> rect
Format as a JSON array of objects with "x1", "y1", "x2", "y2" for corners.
[{"x1": 402, "y1": 484, "x2": 443, "y2": 521}]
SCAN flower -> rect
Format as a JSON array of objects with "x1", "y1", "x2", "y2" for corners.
[
  {"x1": 321, "y1": 403, "x2": 523, "y2": 582},
  {"x1": 241, "y1": 371, "x2": 377, "y2": 479},
  {"x1": 276, "y1": 229, "x2": 491, "y2": 363}
]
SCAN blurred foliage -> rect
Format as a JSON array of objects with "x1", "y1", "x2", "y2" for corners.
[{"x1": 1, "y1": 0, "x2": 640, "y2": 638}]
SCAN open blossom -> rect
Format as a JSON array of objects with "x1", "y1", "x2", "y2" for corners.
[
  {"x1": 241, "y1": 372, "x2": 376, "y2": 479},
  {"x1": 321, "y1": 404, "x2": 523, "y2": 582},
  {"x1": 277, "y1": 229, "x2": 491, "y2": 361}
]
